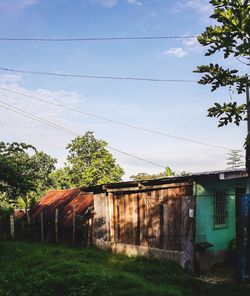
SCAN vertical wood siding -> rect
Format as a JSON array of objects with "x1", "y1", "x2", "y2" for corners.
[{"x1": 94, "y1": 185, "x2": 193, "y2": 249}]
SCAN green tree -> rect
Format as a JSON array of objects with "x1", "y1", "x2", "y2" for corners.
[
  {"x1": 29, "y1": 151, "x2": 57, "y2": 197},
  {"x1": 130, "y1": 167, "x2": 191, "y2": 181},
  {"x1": 130, "y1": 166, "x2": 175, "y2": 181},
  {"x1": 227, "y1": 149, "x2": 244, "y2": 168},
  {"x1": 51, "y1": 131, "x2": 124, "y2": 188},
  {"x1": 0, "y1": 142, "x2": 36, "y2": 199},
  {"x1": 0, "y1": 142, "x2": 57, "y2": 202},
  {"x1": 50, "y1": 167, "x2": 72, "y2": 189},
  {"x1": 194, "y1": 0, "x2": 250, "y2": 127}
]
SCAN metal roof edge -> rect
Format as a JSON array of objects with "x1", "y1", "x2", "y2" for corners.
[{"x1": 81, "y1": 168, "x2": 248, "y2": 193}]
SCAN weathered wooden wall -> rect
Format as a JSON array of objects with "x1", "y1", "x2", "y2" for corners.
[
  {"x1": 94, "y1": 185, "x2": 193, "y2": 245},
  {"x1": 93, "y1": 183, "x2": 195, "y2": 270},
  {"x1": 93, "y1": 192, "x2": 110, "y2": 241},
  {"x1": 94, "y1": 184, "x2": 194, "y2": 270}
]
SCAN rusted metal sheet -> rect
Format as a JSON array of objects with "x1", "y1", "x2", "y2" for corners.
[
  {"x1": 61, "y1": 193, "x2": 93, "y2": 228},
  {"x1": 30, "y1": 188, "x2": 93, "y2": 228},
  {"x1": 30, "y1": 188, "x2": 80, "y2": 219}
]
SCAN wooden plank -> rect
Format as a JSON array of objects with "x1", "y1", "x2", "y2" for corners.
[
  {"x1": 55, "y1": 208, "x2": 59, "y2": 243},
  {"x1": 132, "y1": 193, "x2": 137, "y2": 244},
  {"x1": 88, "y1": 217, "x2": 93, "y2": 245},
  {"x1": 131, "y1": 194, "x2": 137, "y2": 244},
  {"x1": 10, "y1": 215, "x2": 15, "y2": 238},
  {"x1": 72, "y1": 206, "x2": 76, "y2": 244},
  {"x1": 162, "y1": 198, "x2": 182, "y2": 250},
  {"x1": 123, "y1": 193, "x2": 127, "y2": 243},
  {"x1": 136, "y1": 194, "x2": 140, "y2": 245},
  {"x1": 40, "y1": 212, "x2": 44, "y2": 243},
  {"x1": 107, "y1": 187, "x2": 140, "y2": 193},
  {"x1": 120, "y1": 193, "x2": 125, "y2": 242},
  {"x1": 105, "y1": 183, "x2": 191, "y2": 193},
  {"x1": 104, "y1": 192, "x2": 109, "y2": 242},
  {"x1": 108, "y1": 192, "x2": 114, "y2": 242}
]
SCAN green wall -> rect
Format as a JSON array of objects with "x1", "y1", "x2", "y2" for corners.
[{"x1": 195, "y1": 176, "x2": 247, "y2": 251}]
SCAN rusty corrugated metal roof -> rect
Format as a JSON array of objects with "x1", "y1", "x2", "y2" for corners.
[
  {"x1": 30, "y1": 188, "x2": 93, "y2": 227},
  {"x1": 61, "y1": 193, "x2": 93, "y2": 228},
  {"x1": 30, "y1": 188, "x2": 80, "y2": 220}
]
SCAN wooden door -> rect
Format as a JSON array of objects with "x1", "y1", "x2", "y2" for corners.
[{"x1": 161, "y1": 198, "x2": 182, "y2": 250}]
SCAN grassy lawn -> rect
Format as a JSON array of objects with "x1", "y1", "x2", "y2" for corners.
[{"x1": 0, "y1": 241, "x2": 249, "y2": 296}]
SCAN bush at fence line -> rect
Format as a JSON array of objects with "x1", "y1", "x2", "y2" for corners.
[{"x1": 0, "y1": 199, "x2": 14, "y2": 239}]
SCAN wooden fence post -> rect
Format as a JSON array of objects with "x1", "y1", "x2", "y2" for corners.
[
  {"x1": 88, "y1": 217, "x2": 93, "y2": 246},
  {"x1": 55, "y1": 208, "x2": 59, "y2": 243},
  {"x1": 10, "y1": 215, "x2": 15, "y2": 238},
  {"x1": 72, "y1": 206, "x2": 76, "y2": 245},
  {"x1": 40, "y1": 212, "x2": 44, "y2": 243}
]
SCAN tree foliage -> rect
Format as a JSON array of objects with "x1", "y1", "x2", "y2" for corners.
[
  {"x1": 130, "y1": 167, "x2": 175, "y2": 181},
  {"x1": 194, "y1": 0, "x2": 250, "y2": 127},
  {"x1": 0, "y1": 142, "x2": 57, "y2": 203},
  {"x1": 130, "y1": 167, "x2": 190, "y2": 181},
  {"x1": 50, "y1": 131, "x2": 124, "y2": 188},
  {"x1": 0, "y1": 142, "x2": 36, "y2": 199},
  {"x1": 226, "y1": 149, "x2": 244, "y2": 168}
]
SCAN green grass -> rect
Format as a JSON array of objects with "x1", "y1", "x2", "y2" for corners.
[{"x1": 0, "y1": 241, "x2": 249, "y2": 296}]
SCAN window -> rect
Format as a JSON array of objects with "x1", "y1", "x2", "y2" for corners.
[{"x1": 214, "y1": 191, "x2": 227, "y2": 228}]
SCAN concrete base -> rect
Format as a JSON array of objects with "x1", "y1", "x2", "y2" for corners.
[
  {"x1": 195, "y1": 250, "x2": 228, "y2": 272},
  {"x1": 95, "y1": 239, "x2": 186, "y2": 268}
]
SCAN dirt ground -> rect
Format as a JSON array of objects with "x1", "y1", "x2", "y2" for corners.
[{"x1": 196, "y1": 266, "x2": 250, "y2": 285}]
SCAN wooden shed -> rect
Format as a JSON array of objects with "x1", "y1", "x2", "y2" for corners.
[{"x1": 90, "y1": 177, "x2": 195, "y2": 271}]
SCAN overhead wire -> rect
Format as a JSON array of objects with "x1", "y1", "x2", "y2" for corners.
[
  {"x1": 0, "y1": 33, "x2": 236, "y2": 164},
  {"x1": 0, "y1": 100, "x2": 78, "y2": 136},
  {"x1": 0, "y1": 98, "x2": 166, "y2": 169},
  {"x1": 0, "y1": 35, "x2": 198, "y2": 42},
  {"x1": 1, "y1": 87, "x2": 232, "y2": 150},
  {"x1": 0, "y1": 67, "x2": 196, "y2": 83}
]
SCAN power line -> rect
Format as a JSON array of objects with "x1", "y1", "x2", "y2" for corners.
[
  {"x1": 0, "y1": 98, "x2": 165, "y2": 169},
  {"x1": 1, "y1": 87, "x2": 232, "y2": 150},
  {"x1": 0, "y1": 35, "x2": 198, "y2": 42},
  {"x1": 0, "y1": 67, "x2": 196, "y2": 83},
  {"x1": 0, "y1": 100, "x2": 78, "y2": 136}
]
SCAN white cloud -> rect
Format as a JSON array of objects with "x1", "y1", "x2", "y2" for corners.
[
  {"x1": 0, "y1": 75, "x2": 84, "y2": 166},
  {"x1": 0, "y1": 0, "x2": 39, "y2": 11},
  {"x1": 127, "y1": 0, "x2": 142, "y2": 6},
  {"x1": 163, "y1": 47, "x2": 187, "y2": 58},
  {"x1": 0, "y1": 74, "x2": 22, "y2": 85},
  {"x1": 170, "y1": 0, "x2": 211, "y2": 13},
  {"x1": 94, "y1": 0, "x2": 117, "y2": 7},
  {"x1": 92, "y1": 0, "x2": 142, "y2": 8},
  {"x1": 184, "y1": 0, "x2": 211, "y2": 13},
  {"x1": 181, "y1": 37, "x2": 203, "y2": 53},
  {"x1": 169, "y1": 0, "x2": 212, "y2": 22},
  {"x1": 182, "y1": 37, "x2": 199, "y2": 47}
]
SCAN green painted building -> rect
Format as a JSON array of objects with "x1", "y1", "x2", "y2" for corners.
[{"x1": 194, "y1": 170, "x2": 247, "y2": 271}]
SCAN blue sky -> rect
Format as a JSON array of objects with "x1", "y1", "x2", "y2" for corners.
[{"x1": 0, "y1": 0, "x2": 247, "y2": 179}]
